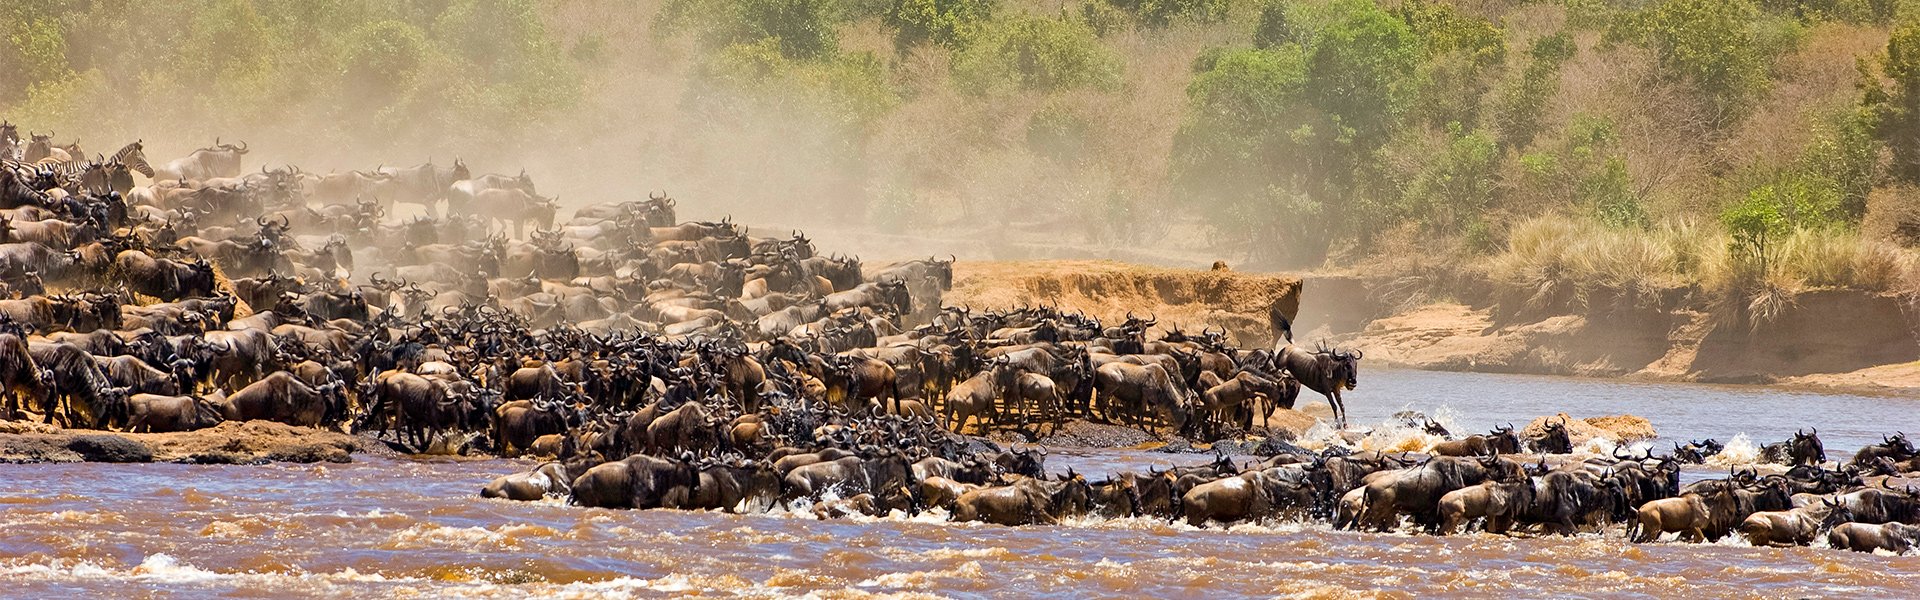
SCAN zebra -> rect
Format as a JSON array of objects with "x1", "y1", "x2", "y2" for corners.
[{"x1": 0, "y1": 122, "x2": 17, "y2": 161}]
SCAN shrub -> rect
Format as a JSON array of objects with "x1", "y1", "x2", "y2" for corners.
[
  {"x1": 1611, "y1": 0, "x2": 1782, "y2": 125},
  {"x1": 953, "y1": 15, "x2": 1121, "y2": 93},
  {"x1": 882, "y1": 0, "x2": 996, "y2": 51},
  {"x1": 1865, "y1": 12, "x2": 1920, "y2": 184},
  {"x1": 1103, "y1": 0, "x2": 1237, "y2": 28},
  {"x1": 658, "y1": 0, "x2": 843, "y2": 60},
  {"x1": 1402, "y1": 124, "x2": 1500, "y2": 234},
  {"x1": 1492, "y1": 32, "x2": 1576, "y2": 149}
]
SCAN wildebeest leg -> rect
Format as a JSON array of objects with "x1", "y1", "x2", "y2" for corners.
[{"x1": 1329, "y1": 390, "x2": 1347, "y2": 429}]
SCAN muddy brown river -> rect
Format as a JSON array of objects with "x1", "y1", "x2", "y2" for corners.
[{"x1": 3, "y1": 370, "x2": 1918, "y2": 598}]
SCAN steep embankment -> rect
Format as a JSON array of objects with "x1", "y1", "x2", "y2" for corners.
[
  {"x1": 946, "y1": 261, "x2": 1300, "y2": 346},
  {"x1": 1323, "y1": 277, "x2": 1920, "y2": 394}
]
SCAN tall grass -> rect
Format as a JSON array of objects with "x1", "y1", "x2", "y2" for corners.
[{"x1": 1488, "y1": 216, "x2": 1918, "y2": 305}]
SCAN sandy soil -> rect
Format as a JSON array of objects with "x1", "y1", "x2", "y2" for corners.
[
  {"x1": 947, "y1": 260, "x2": 1301, "y2": 347},
  {"x1": 0, "y1": 420, "x2": 386, "y2": 464},
  {"x1": 1332, "y1": 283, "x2": 1920, "y2": 394}
]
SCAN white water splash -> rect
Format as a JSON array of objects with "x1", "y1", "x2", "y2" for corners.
[{"x1": 1707, "y1": 433, "x2": 1761, "y2": 466}]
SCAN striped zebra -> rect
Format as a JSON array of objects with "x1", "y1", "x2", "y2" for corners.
[{"x1": 109, "y1": 140, "x2": 154, "y2": 178}]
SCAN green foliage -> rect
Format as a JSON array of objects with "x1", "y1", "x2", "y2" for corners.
[
  {"x1": 1172, "y1": 0, "x2": 1421, "y2": 262},
  {"x1": 1171, "y1": 47, "x2": 1313, "y2": 257},
  {"x1": 1865, "y1": 12, "x2": 1920, "y2": 184},
  {"x1": 1796, "y1": 108, "x2": 1879, "y2": 221},
  {"x1": 342, "y1": 20, "x2": 431, "y2": 106},
  {"x1": 1722, "y1": 183, "x2": 1793, "y2": 273},
  {"x1": 1492, "y1": 33, "x2": 1577, "y2": 149},
  {"x1": 1758, "y1": 0, "x2": 1897, "y2": 24},
  {"x1": 883, "y1": 0, "x2": 996, "y2": 51},
  {"x1": 1028, "y1": 102, "x2": 1094, "y2": 164},
  {"x1": 0, "y1": 0, "x2": 583, "y2": 149},
  {"x1": 4, "y1": 18, "x2": 71, "y2": 106},
  {"x1": 1395, "y1": 0, "x2": 1507, "y2": 128},
  {"x1": 953, "y1": 15, "x2": 1121, "y2": 94},
  {"x1": 1402, "y1": 124, "x2": 1500, "y2": 233},
  {"x1": 1103, "y1": 0, "x2": 1237, "y2": 28},
  {"x1": 1252, "y1": 0, "x2": 1298, "y2": 49},
  {"x1": 1303, "y1": 0, "x2": 1422, "y2": 155},
  {"x1": 1395, "y1": 0, "x2": 1506, "y2": 68},
  {"x1": 704, "y1": 41, "x2": 900, "y2": 131},
  {"x1": 660, "y1": 0, "x2": 843, "y2": 60},
  {"x1": 1516, "y1": 114, "x2": 1645, "y2": 226},
  {"x1": 1611, "y1": 0, "x2": 1787, "y2": 125}
]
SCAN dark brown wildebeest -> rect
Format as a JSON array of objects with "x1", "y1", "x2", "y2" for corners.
[
  {"x1": 951, "y1": 473, "x2": 1093, "y2": 526},
  {"x1": 492, "y1": 398, "x2": 574, "y2": 458},
  {"x1": 1273, "y1": 343, "x2": 1360, "y2": 428},
  {"x1": 1431, "y1": 425, "x2": 1523, "y2": 457},
  {"x1": 568, "y1": 453, "x2": 699, "y2": 510},
  {"x1": 216, "y1": 371, "x2": 345, "y2": 428},
  {"x1": 125, "y1": 393, "x2": 223, "y2": 433}
]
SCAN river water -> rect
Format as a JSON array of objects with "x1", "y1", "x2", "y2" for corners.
[{"x1": 2, "y1": 369, "x2": 1918, "y2": 598}]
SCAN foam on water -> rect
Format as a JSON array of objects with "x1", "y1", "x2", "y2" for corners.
[{"x1": 1709, "y1": 433, "x2": 1763, "y2": 466}]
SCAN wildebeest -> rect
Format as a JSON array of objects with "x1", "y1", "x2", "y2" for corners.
[
  {"x1": 1828, "y1": 521, "x2": 1920, "y2": 553},
  {"x1": 568, "y1": 453, "x2": 699, "y2": 509},
  {"x1": 1760, "y1": 429, "x2": 1825, "y2": 467},
  {"x1": 1431, "y1": 425, "x2": 1523, "y2": 457},
  {"x1": 1273, "y1": 343, "x2": 1360, "y2": 428},
  {"x1": 125, "y1": 393, "x2": 223, "y2": 433},
  {"x1": 952, "y1": 473, "x2": 1093, "y2": 526},
  {"x1": 153, "y1": 140, "x2": 248, "y2": 181},
  {"x1": 481, "y1": 461, "x2": 578, "y2": 501},
  {"x1": 215, "y1": 371, "x2": 346, "y2": 428}
]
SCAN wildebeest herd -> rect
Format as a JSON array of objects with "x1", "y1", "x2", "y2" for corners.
[{"x1": 4, "y1": 128, "x2": 1919, "y2": 553}]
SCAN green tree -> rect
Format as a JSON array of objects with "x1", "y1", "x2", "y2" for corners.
[
  {"x1": 1865, "y1": 12, "x2": 1920, "y2": 183},
  {"x1": 1252, "y1": 0, "x2": 1297, "y2": 49},
  {"x1": 1491, "y1": 32, "x2": 1576, "y2": 150},
  {"x1": 1613, "y1": 0, "x2": 1779, "y2": 125},
  {"x1": 1171, "y1": 47, "x2": 1313, "y2": 258},
  {"x1": 1403, "y1": 124, "x2": 1500, "y2": 233},
  {"x1": 1103, "y1": 0, "x2": 1236, "y2": 28},
  {"x1": 1304, "y1": 0, "x2": 1422, "y2": 157},
  {"x1": 342, "y1": 20, "x2": 431, "y2": 107},
  {"x1": 953, "y1": 15, "x2": 1120, "y2": 93},
  {"x1": 659, "y1": 0, "x2": 843, "y2": 60},
  {"x1": 1395, "y1": 0, "x2": 1507, "y2": 128},
  {"x1": 883, "y1": 0, "x2": 996, "y2": 51}
]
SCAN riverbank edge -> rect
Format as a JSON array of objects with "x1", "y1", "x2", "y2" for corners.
[{"x1": 1303, "y1": 272, "x2": 1920, "y2": 396}]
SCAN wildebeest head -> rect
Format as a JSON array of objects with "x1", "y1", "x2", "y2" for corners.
[
  {"x1": 994, "y1": 444, "x2": 1047, "y2": 479},
  {"x1": 1532, "y1": 417, "x2": 1573, "y2": 454},
  {"x1": 1314, "y1": 342, "x2": 1362, "y2": 390}
]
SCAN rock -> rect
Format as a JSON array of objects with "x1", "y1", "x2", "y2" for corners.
[
  {"x1": 176, "y1": 451, "x2": 260, "y2": 465},
  {"x1": 1523, "y1": 413, "x2": 1657, "y2": 446},
  {"x1": 1583, "y1": 415, "x2": 1657, "y2": 442},
  {"x1": 0, "y1": 420, "x2": 61, "y2": 435},
  {"x1": 265, "y1": 443, "x2": 352, "y2": 464},
  {"x1": 1262, "y1": 409, "x2": 1322, "y2": 441},
  {"x1": 1250, "y1": 436, "x2": 1317, "y2": 457},
  {"x1": 1029, "y1": 420, "x2": 1159, "y2": 449},
  {"x1": 65, "y1": 434, "x2": 153, "y2": 463}
]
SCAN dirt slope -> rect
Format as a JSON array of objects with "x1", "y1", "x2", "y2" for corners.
[{"x1": 946, "y1": 261, "x2": 1301, "y2": 346}]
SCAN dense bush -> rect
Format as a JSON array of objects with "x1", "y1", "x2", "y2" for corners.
[
  {"x1": 883, "y1": 0, "x2": 997, "y2": 51},
  {"x1": 953, "y1": 15, "x2": 1121, "y2": 93}
]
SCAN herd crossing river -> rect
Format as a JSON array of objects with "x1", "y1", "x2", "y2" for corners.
[{"x1": 3, "y1": 370, "x2": 1917, "y2": 598}]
